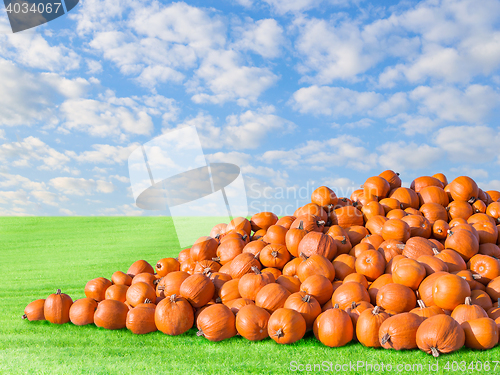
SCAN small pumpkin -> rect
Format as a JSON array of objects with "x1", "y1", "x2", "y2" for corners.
[
  {"x1": 268, "y1": 308, "x2": 306, "y2": 344},
  {"x1": 392, "y1": 258, "x2": 426, "y2": 290},
  {"x1": 451, "y1": 297, "x2": 488, "y2": 324},
  {"x1": 297, "y1": 231, "x2": 337, "y2": 260},
  {"x1": 235, "y1": 304, "x2": 270, "y2": 341},
  {"x1": 255, "y1": 283, "x2": 291, "y2": 314},
  {"x1": 84, "y1": 277, "x2": 112, "y2": 302},
  {"x1": 379, "y1": 312, "x2": 424, "y2": 350},
  {"x1": 356, "y1": 306, "x2": 390, "y2": 348},
  {"x1": 262, "y1": 225, "x2": 288, "y2": 245},
  {"x1": 381, "y1": 219, "x2": 411, "y2": 243},
  {"x1": 313, "y1": 304, "x2": 353, "y2": 347},
  {"x1": 105, "y1": 284, "x2": 129, "y2": 303},
  {"x1": 376, "y1": 283, "x2": 416, "y2": 313},
  {"x1": 228, "y1": 253, "x2": 261, "y2": 279},
  {"x1": 126, "y1": 301, "x2": 157, "y2": 334},
  {"x1": 155, "y1": 294, "x2": 194, "y2": 335},
  {"x1": 22, "y1": 299, "x2": 45, "y2": 321},
  {"x1": 259, "y1": 244, "x2": 291, "y2": 269},
  {"x1": 416, "y1": 314, "x2": 465, "y2": 356},
  {"x1": 276, "y1": 275, "x2": 302, "y2": 294},
  {"x1": 285, "y1": 221, "x2": 308, "y2": 257},
  {"x1": 284, "y1": 292, "x2": 321, "y2": 330},
  {"x1": 311, "y1": 186, "x2": 338, "y2": 208},
  {"x1": 275, "y1": 215, "x2": 296, "y2": 229},
  {"x1": 379, "y1": 170, "x2": 402, "y2": 190},
  {"x1": 433, "y1": 274, "x2": 471, "y2": 311},
  {"x1": 94, "y1": 299, "x2": 128, "y2": 330},
  {"x1": 300, "y1": 275, "x2": 334, "y2": 305},
  {"x1": 127, "y1": 260, "x2": 154, "y2": 278},
  {"x1": 69, "y1": 298, "x2": 98, "y2": 326},
  {"x1": 410, "y1": 300, "x2": 444, "y2": 319},
  {"x1": 238, "y1": 267, "x2": 275, "y2": 301},
  {"x1": 111, "y1": 271, "x2": 133, "y2": 286},
  {"x1": 332, "y1": 254, "x2": 356, "y2": 281},
  {"x1": 196, "y1": 304, "x2": 237, "y2": 342},
  {"x1": 368, "y1": 274, "x2": 393, "y2": 305},
  {"x1": 462, "y1": 317, "x2": 498, "y2": 350},
  {"x1": 44, "y1": 289, "x2": 73, "y2": 325},
  {"x1": 355, "y1": 249, "x2": 386, "y2": 282},
  {"x1": 332, "y1": 282, "x2": 370, "y2": 310},
  {"x1": 156, "y1": 271, "x2": 190, "y2": 298},
  {"x1": 250, "y1": 212, "x2": 278, "y2": 231},
  {"x1": 131, "y1": 272, "x2": 156, "y2": 289},
  {"x1": 126, "y1": 282, "x2": 156, "y2": 308},
  {"x1": 296, "y1": 254, "x2": 335, "y2": 282}
]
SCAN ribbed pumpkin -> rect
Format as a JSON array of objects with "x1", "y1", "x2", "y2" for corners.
[
  {"x1": 346, "y1": 226, "x2": 369, "y2": 247},
  {"x1": 468, "y1": 254, "x2": 500, "y2": 285},
  {"x1": 379, "y1": 313, "x2": 424, "y2": 350},
  {"x1": 284, "y1": 292, "x2": 321, "y2": 331},
  {"x1": 363, "y1": 176, "x2": 390, "y2": 199},
  {"x1": 255, "y1": 283, "x2": 291, "y2": 314},
  {"x1": 111, "y1": 271, "x2": 133, "y2": 286},
  {"x1": 419, "y1": 186, "x2": 449, "y2": 207},
  {"x1": 238, "y1": 267, "x2": 275, "y2": 301},
  {"x1": 462, "y1": 317, "x2": 498, "y2": 350},
  {"x1": 262, "y1": 225, "x2": 287, "y2": 245},
  {"x1": 379, "y1": 170, "x2": 402, "y2": 190},
  {"x1": 365, "y1": 215, "x2": 389, "y2": 236},
  {"x1": 69, "y1": 298, "x2": 98, "y2": 326},
  {"x1": 416, "y1": 314, "x2": 465, "y2": 356},
  {"x1": 126, "y1": 282, "x2": 156, "y2": 308},
  {"x1": 23, "y1": 299, "x2": 45, "y2": 321},
  {"x1": 313, "y1": 305, "x2": 353, "y2": 347},
  {"x1": 228, "y1": 253, "x2": 261, "y2": 279},
  {"x1": 386, "y1": 209, "x2": 407, "y2": 220},
  {"x1": 451, "y1": 297, "x2": 488, "y2": 324},
  {"x1": 300, "y1": 275, "x2": 333, "y2": 305},
  {"x1": 126, "y1": 302, "x2": 157, "y2": 334},
  {"x1": 190, "y1": 237, "x2": 218, "y2": 263},
  {"x1": 332, "y1": 282, "x2": 370, "y2": 310},
  {"x1": 294, "y1": 203, "x2": 328, "y2": 222},
  {"x1": 259, "y1": 244, "x2": 291, "y2": 269},
  {"x1": 382, "y1": 219, "x2": 410, "y2": 242},
  {"x1": 297, "y1": 231, "x2": 337, "y2": 260},
  {"x1": 434, "y1": 249, "x2": 467, "y2": 272},
  {"x1": 216, "y1": 238, "x2": 245, "y2": 265},
  {"x1": 376, "y1": 283, "x2": 416, "y2": 313},
  {"x1": 361, "y1": 201, "x2": 385, "y2": 222},
  {"x1": 296, "y1": 254, "x2": 335, "y2": 282},
  {"x1": 479, "y1": 243, "x2": 500, "y2": 258},
  {"x1": 285, "y1": 221, "x2": 308, "y2": 257},
  {"x1": 445, "y1": 228, "x2": 479, "y2": 261},
  {"x1": 94, "y1": 299, "x2": 128, "y2": 330},
  {"x1": 44, "y1": 289, "x2": 73, "y2": 324},
  {"x1": 225, "y1": 298, "x2": 254, "y2": 314},
  {"x1": 419, "y1": 202, "x2": 448, "y2": 225},
  {"x1": 368, "y1": 274, "x2": 393, "y2": 305},
  {"x1": 268, "y1": 308, "x2": 306, "y2": 344},
  {"x1": 417, "y1": 255, "x2": 449, "y2": 275},
  {"x1": 276, "y1": 215, "x2": 296, "y2": 229},
  {"x1": 392, "y1": 258, "x2": 426, "y2": 290},
  {"x1": 131, "y1": 272, "x2": 157, "y2": 289},
  {"x1": 276, "y1": 275, "x2": 302, "y2": 294},
  {"x1": 378, "y1": 239, "x2": 405, "y2": 262},
  {"x1": 127, "y1": 260, "x2": 154, "y2": 277},
  {"x1": 242, "y1": 240, "x2": 267, "y2": 257},
  {"x1": 179, "y1": 274, "x2": 214, "y2": 308},
  {"x1": 311, "y1": 186, "x2": 338, "y2": 208},
  {"x1": 433, "y1": 274, "x2": 471, "y2": 311},
  {"x1": 84, "y1": 277, "x2": 112, "y2": 302},
  {"x1": 389, "y1": 187, "x2": 420, "y2": 209},
  {"x1": 105, "y1": 284, "x2": 129, "y2": 303},
  {"x1": 410, "y1": 300, "x2": 444, "y2": 319},
  {"x1": 291, "y1": 214, "x2": 325, "y2": 232},
  {"x1": 401, "y1": 237, "x2": 435, "y2": 260},
  {"x1": 361, "y1": 233, "x2": 385, "y2": 249},
  {"x1": 235, "y1": 304, "x2": 270, "y2": 341},
  {"x1": 402, "y1": 215, "x2": 431, "y2": 238},
  {"x1": 356, "y1": 306, "x2": 390, "y2": 347},
  {"x1": 448, "y1": 176, "x2": 479, "y2": 203},
  {"x1": 226, "y1": 217, "x2": 251, "y2": 236},
  {"x1": 250, "y1": 212, "x2": 278, "y2": 231},
  {"x1": 349, "y1": 242, "x2": 375, "y2": 258},
  {"x1": 209, "y1": 223, "x2": 227, "y2": 238},
  {"x1": 333, "y1": 254, "x2": 356, "y2": 280},
  {"x1": 155, "y1": 294, "x2": 194, "y2": 335},
  {"x1": 411, "y1": 176, "x2": 443, "y2": 193},
  {"x1": 196, "y1": 304, "x2": 236, "y2": 342},
  {"x1": 156, "y1": 271, "x2": 190, "y2": 298},
  {"x1": 379, "y1": 197, "x2": 402, "y2": 213},
  {"x1": 355, "y1": 250, "x2": 386, "y2": 282},
  {"x1": 432, "y1": 220, "x2": 450, "y2": 240},
  {"x1": 418, "y1": 272, "x2": 449, "y2": 307},
  {"x1": 334, "y1": 206, "x2": 364, "y2": 228}
]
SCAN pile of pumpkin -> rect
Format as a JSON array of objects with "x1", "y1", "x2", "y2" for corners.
[{"x1": 24, "y1": 171, "x2": 500, "y2": 356}]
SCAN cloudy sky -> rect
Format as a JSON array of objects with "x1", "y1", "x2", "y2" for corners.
[{"x1": 1, "y1": 0, "x2": 500, "y2": 217}]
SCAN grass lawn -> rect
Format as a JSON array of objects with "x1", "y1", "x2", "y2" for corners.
[{"x1": 1, "y1": 217, "x2": 499, "y2": 374}]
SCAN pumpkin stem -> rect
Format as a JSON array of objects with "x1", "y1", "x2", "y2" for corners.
[
  {"x1": 196, "y1": 330, "x2": 204, "y2": 337},
  {"x1": 432, "y1": 248, "x2": 439, "y2": 255},
  {"x1": 154, "y1": 278, "x2": 162, "y2": 286},
  {"x1": 465, "y1": 296, "x2": 472, "y2": 305},
  {"x1": 430, "y1": 347, "x2": 440, "y2": 357},
  {"x1": 302, "y1": 294, "x2": 311, "y2": 303},
  {"x1": 317, "y1": 220, "x2": 325, "y2": 226},
  {"x1": 372, "y1": 306, "x2": 380, "y2": 315},
  {"x1": 22, "y1": 314, "x2": 27, "y2": 320},
  {"x1": 202, "y1": 268, "x2": 212, "y2": 277},
  {"x1": 381, "y1": 333, "x2": 391, "y2": 345},
  {"x1": 144, "y1": 298, "x2": 152, "y2": 304},
  {"x1": 157, "y1": 286, "x2": 165, "y2": 291},
  {"x1": 333, "y1": 303, "x2": 339, "y2": 309},
  {"x1": 472, "y1": 274, "x2": 481, "y2": 280},
  {"x1": 215, "y1": 234, "x2": 220, "y2": 240},
  {"x1": 273, "y1": 328, "x2": 284, "y2": 338},
  {"x1": 299, "y1": 252, "x2": 309, "y2": 260},
  {"x1": 447, "y1": 230, "x2": 453, "y2": 236},
  {"x1": 271, "y1": 251, "x2": 279, "y2": 258},
  {"x1": 417, "y1": 300, "x2": 426, "y2": 309},
  {"x1": 351, "y1": 301, "x2": 358, "y2": 309},
  {"x1": 341, "y1": 236, "x2": 347, "y2": 245},
  {"x1": 251, "y1": 266, "x2": 261, "y2": 275},
  {"x1": 215, "y1": 297, "x2": 222, "y2": 303},
  {"x1": 242, "y1": 234, "x2": 248, "y2": 241},
  {"x1": 396, "y1": 244, "x2": 405, "y2": 250},
  {"x1": 169, "y1": 294, "x2": 177, "y2": 303},
  {"x1": 56, "y1": 289, "x2": 61, "y2": 295},
  {"x1": 298, "y1": 221, "x2": 304, "y2": 230},
  {"x1": 212, "y1": 257, "x2": 221, "y2": 262},
  {"x1": 498, "y1": 298, "x2": 500, "y2": 306},
  {"x1": 396, "y1": 172, "x2": 400, "y2": 176},
  {"x1": 468, "y1": 197, "x2": 477, "y2": 204}
]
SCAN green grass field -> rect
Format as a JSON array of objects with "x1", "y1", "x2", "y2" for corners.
[{"x1": 1, "y1": 217, "x2": 499, "y2": 374}]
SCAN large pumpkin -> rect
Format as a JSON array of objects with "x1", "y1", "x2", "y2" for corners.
[
  {"x1": 379, "y1": 313, "x2": 424, "y2": 350},
  {"x1": 196, "y1": 304, "x2": 237, "y2": 342},
  {"x1": 255, "y1": 283, "x2": 291, "y2": 314},
  {"x1": 250, "y1": 212, "x2": 278, "y2": 231},
  {"x1": 356, "y1": 306, "x2": 390, "y2": 348},
  {"x1": 155, "y1": 294, "x2": 194, "y2": 335},
  {"x1": 332, "y1": 282, "x2": 370, "y2": 310},
  {"x1": 416, "y1": 314, "x2": 465, "y2": 356},
  {"x1": 376, "y1": 283, "x2": 416, "y2": 313},
  {"x1": 268, "y1": 308, "x2": 306, "y2": 344},
  {"x1": 126, "y1": 302, "x2": 157, "y2": 334},
  {"x1": 44, "y1": 289, "x2": 73, "y2": 325},
  {"x1": 284, "y1": 292, "x2": 321, "y2": 331},
  {"x1": 235, "y1": 304, "x2": 270, "y2": 341},
  {"x1": 297, "y1": 232, "x2": 337, "y2": 260},
  {"x1": 94, "y1": 299, "x2": 128, "y2": 330},
  {"x1": 238, "y1": 267, "x2": 275, "y2": 301},
  {"x1": 313, "y1": 305, "x2": 353, "y2": 347},
  {"x1": 432, "y1": 274, "x2": 471, "y2": 311},
  {"x1": 69, "y1": 298, "x2": 98, "y2": 326},
  {"x1": 23, "y1": 299, "x2": 45, "y2": 321},
  {"x1": 462, "y1": 317, "x2": 498, "y2": 350},
  {"x1": 179, "y1": 274, "x2": 215, "y2": 308}
]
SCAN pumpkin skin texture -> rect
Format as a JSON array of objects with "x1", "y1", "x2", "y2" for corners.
[
  {"x1": 196, "y1": 304, "x2": 237, "y2": 342},
  {"x1": 376, "y1": 283, "x2": 416, "y2": 313},
  {"x1": 448, "y1": 176, "x2": 479, "y2": 203},
  {"x1": 382, "y1": 219, "x2": 411, "y2": 243},
  {"x1": 259, "y1": 244, "x2": 291, "y2": 269},
  {"x1": 332, "y1": 282, "x2": 370, "y2": 310},
  {"x1": 392, "y1": 258, "x2": 426, "y2": 290},
  {"x1": 334, "y1": 206, "x2": 364, "y2": 228},
  {"x1": 276, "y1": 216, "x2": 296, "y2": 230},
  {"x1": 156, "y1": 271, "x2": 190, "y2": 298},
  {"x1": 379, "y1": 313, "x2": 424, "y2": 350},
  {"x1": 127, "y1": 260, "x2": 154, "y2": 277},
  {"x1": 155, "y1": 294, "x2": 194, "y2": 335},
  {"x1": 433, "y1": 274, "x2": 471, "y2": 311},
  {"x1": 44, "y1": 289, "x2": 73, "y2": 325},
  {"x1": 389, "y1": 187, "x2": 419, "y2": 209},
  {"x1": 23, "y1": 299, "x2": 45, "y2": 321},
  {"x1": 314, "y1": 306, "x2": 353, "y2": 347},
  {"x1": 468, "y1": 254, "x2": 500, "y2": 285},
  {"x1": 255, "y1": 284, "x2": 291, "y2": 314},
  {"x1": 111, "y1": 271, "x2": 133, "y2": 286},
  {"x1": 238, "y1": 267, "x2": 275, "y2": 301},
  {"x1": 379, "y1": 170, "x2": 402, "y2": 190},
  {"x1": 297, "y1": 254, "x2": 335, "y2": 282},
  {"x1": 462, "y1": 317, "x2": 498, "y2": 350},
  {"x1": 311, "y1": 186, "x2": 338, "y2": 208},
  {"x1": 355, "y1": 250, "x2": 386, "y2": 282},
  {"x1": 419, "y1": 203, "x2": 448, "y2": 225},
  {"x1": 235, "y1": 305, "x2": 270, "y2": 341},
  {"x1": 297, "y1": 232, "x2": 337, "y2": 260},
  {"x1": 300, "y1": 275, "x2": 333, "y2": 305},
  {"x1": 126, "y1": 303, "x2": 157, "y2": 334},
  {"x1": 229, "y1": 253, "x2": 261, "y2": 279},
  {"x1": 333, "y1": 254, "x2": 356, "y2": 281},
  {"x1": 94, "y1": 300, "x2": 128, "y2": 330},
  {"x1": 250, "y1": 212, "x2": 278, "y2": 231},
  {"x1": 179, "y1": 274, "x2": 215, "y2": 308},
  {"x1": 126, "y1": 282, "x2": 157, "y2": 308},
  {"x1": 416, "y1": 314, "x2": 465, "y2": 357},
  {"x1": 445, "y1": 229, "x2": 479, "y2": 261},
  {"x1": 368, "y1": 274, "x2": 393, "y2": 305},
  {"x1": 69, "y1": 298, "x2": 98, "y2": 326},
  {"x1": 190, "y1": 237, "x2": 219, "y2": 263},
  {"x1": 410, "y1": 300, "x2": 445, "y2": 319},
  {"x1": 418, "y1": 272, "x2": 449, "y2": 307},
  {"x1": 356, "y1": 306, "x2": 390, "y2": 348},
  {"x1": 365, "y1": 215, "x2": 389, "y2": 236},
  {"x1": 451, "y1": 297, "x2": 488, "y2": 325},
  {"x1": 411, "y1": 176, "x2": 443, "y2": 193},
  {"x1": 268, "y1": 308, "x2": 306, "y2": 344},
  {"x1": 434, "y1": 249, "x2": 467, "y2": 273},
  {"x1": 284, "y1": 292, "x2": 322, "y2": 331},
  {"x1": 105, "y1": 284, "x2": 129, "y2": 303},
  {"x1": 84, "y1": 277, "x2": 112, "y2": 302},
  {"x1": 401, "y1": 237, "x2": 436, "y2": 260}
]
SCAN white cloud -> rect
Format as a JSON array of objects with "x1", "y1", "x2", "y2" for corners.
[
  {"x1": 68, "y1": 143, "x2": 140, "y2": 164},
  {"x1": 434, "y1": 125, "x2": 500, "y2": 163},
  {"x1": 264, "y1": 0, "x2": 326, "y2": 14},
  {"x1": 332, "y1": 118, "x2": 374, "y2": 129},
  {"x1": 0, "y1": 129, "x2": 5, "y2": 139},
  {"x1": 410, "y1": 84, "x2": 500, "y2": 123},
  {"x1": 233, "y1": 18, "x2": 284, "y2": 58},
  {"x1": 110, "y1": 175, "x2": 130, "y2": 183},
  {"x1": 205, "y1": 152, "x2": 252, "y2": 167},
  {"x1": 387, "y1": 114, "x2": 442, "y2": 135},
  {"x1": 450, "y1": 166, "x2": 489, "y2": 179},
  {"x1": 49, "y1": 177, "x2": 115, "y2": 195},
  {"x1": 59, "y1": 208, "x2": 76, "y2": 215},
  {"x1": 378, "y1": 141, "x2": 444, "y2": 172},
  {"x1": 322, "y1": 177, "x2": 358, "y2": 198},
  {"x1": 87, "y1": 59, "x2": 103, "y2": 74}
]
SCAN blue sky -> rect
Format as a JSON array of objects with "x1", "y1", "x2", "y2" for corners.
[{"x1": 1, "y1": 0, "x2": 500, "y2": 217}]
